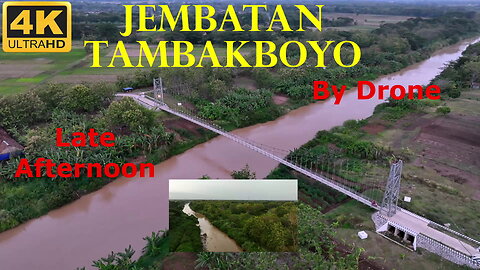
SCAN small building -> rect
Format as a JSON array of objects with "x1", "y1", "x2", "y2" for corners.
[{"x1": 0, "y1": 128, "x2": 23, "y2": 161}]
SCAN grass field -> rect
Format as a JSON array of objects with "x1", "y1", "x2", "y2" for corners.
[
  {"x1": 323, "y1": 13, "x2": 414, "y2": 31},
  {"x1": 0, "y1": 44, "x2": 87, "y2": 95},
  {"x1": 0, "y1": 42, "x2": 255, "y2": 95}
]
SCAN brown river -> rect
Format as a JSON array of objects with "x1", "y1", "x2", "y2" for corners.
[
  {"x1": 0, "y1": 37, "x2": 479, "y2": 270},
  {"x1": 182, "y1": 203, "x2": 243, "y2": 252}
]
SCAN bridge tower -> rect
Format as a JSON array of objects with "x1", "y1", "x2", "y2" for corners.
[
  {"x1": 381, "y1": 160, "x2": 403, "y2": 217},
  {"x1": 153, "y1": 78, "x2": 164, "y2": 104}
]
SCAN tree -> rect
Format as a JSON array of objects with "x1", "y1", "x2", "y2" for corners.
[
  {"x1": 205, "y1": 79, "x2": 229, "y2": 101},
  {"x1": 447, "y1": 89, "x2": 461, "y2": 98},
  {"x1": 96, "y1": 23, "x2": 120, "y2": 42},
  {"x1": 32, "y1": 84, "x2": 67, "y2": 109},
  {"x1": 231, "y1": 164, "x2": 256, "y2": 179},
  {"x1": 0, "y1": 91, "x2": 48, "y2": 130},
  {"x1": 61, "y1": 84, "x2": 103, "y2": 113},
  {"x1": 102, "y1": 97, "x2": 156, "y2": 132},
  {"x1": 464, "y1": 59, "x2": 480, "y2": 86}
]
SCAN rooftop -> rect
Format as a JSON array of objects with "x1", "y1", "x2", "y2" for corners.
[{"x1": 0, "y1": 128, "x2": 23, "y2": 155}]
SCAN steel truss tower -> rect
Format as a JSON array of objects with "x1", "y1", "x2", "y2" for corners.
[
  {"x1": 381, "y1": 160, "x2": 403, "y2": 217},
  {"x1": 153, "y1": 78, "x2": 164, "y2": 103}
]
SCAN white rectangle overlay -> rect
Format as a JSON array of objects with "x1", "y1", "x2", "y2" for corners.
[{"x1": 169, "y1": 179, "x2": 297, "y2": 201}]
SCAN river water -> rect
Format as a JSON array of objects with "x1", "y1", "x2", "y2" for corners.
[
  {"x1": 0, "y1": 37, "x2": 478, "y2": 270},
  {"x1": 182, "y1": 203, "x2": 243, "y2": 252}
]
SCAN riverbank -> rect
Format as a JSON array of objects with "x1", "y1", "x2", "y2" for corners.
[
  {"x1": 182, "y1": 202, "x2": 243, "y2": 252},
  {"x1": 0, "y1": 36, "x2": 479, "y2": 270},
  {"x1": 268, "y1": 41, "x2": 480, "y2": 269}
]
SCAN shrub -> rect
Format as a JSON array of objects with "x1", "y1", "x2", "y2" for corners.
[
  {"x1": 61, "y1": 84, "x2": 103, "y2": 113},
  {"x1": 436, "y1": 106, "x2": 451, "y2": 115},
  {"x1": 447, "y1": 89, "x2": 461, "y2": 98}
]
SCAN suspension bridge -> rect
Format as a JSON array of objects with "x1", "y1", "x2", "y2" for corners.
[{"x1": 115, "y1": 79, "x2": 480, "y2": 268}]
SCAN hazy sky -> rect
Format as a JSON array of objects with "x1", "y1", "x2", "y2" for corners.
[{"x1": 169, "y1": 179, "x2": 298, "y2": 201}]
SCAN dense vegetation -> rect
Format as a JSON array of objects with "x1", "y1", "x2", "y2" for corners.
[
  {"x1": 0, "y1": 83, "x2": 180, "y2": 232},
  {"x1": 269, "y1": 165, "x2": 349, "y2": 210},
  {"x1": 84, "y1": 203, "x2": 361, "y2": 270},
  {"x1": 195, "y1": 203, "x2": 362, "y2": 270},
  {"x1": 431, "y1": 42, "x2": 480, "y2": 97},
  {"x1": 77, "y1": 231, "x2": 169, "y2": 270},
  {"x1": 189, "y1": 201, "x2": 297, "y2": 252},
  {"x1": 168, "y1": 201, "x2": 203, "y2": 252}
]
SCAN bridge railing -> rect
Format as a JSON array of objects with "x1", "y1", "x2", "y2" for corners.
[
  {"x1": 417, "y1": 234, "x2": 480, "y2": 269},
  {"x1": 429, "y1": 222, "x2": 480, "y2": 247},
  {"x1": 150, "y1": 100, "x2": 375, "y2": 205},
  {"x1": 398, "y1": 208, "x2": 480, "y2": 248}
]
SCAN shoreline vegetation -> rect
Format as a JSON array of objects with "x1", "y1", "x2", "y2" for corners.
[
  {"x1": 189, "y1": 201, "x2": 297, "y2": 252},
  {"x1": 0, "y1": 11, "x2": 479, "y2": 235},
  {"x1": 169, "y1": 201, "x2": 299, "y2": 253},
  {"x1": 169, "y1": 201, "x2": 203, "y2": 252}
]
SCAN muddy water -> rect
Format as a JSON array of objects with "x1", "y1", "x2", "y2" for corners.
[
  {"x1": 0, "y1": 37, "x2": 479, "y2": 270},
  {"x1": 182, "y1": 203, "x2": 242, "y2": 252}
]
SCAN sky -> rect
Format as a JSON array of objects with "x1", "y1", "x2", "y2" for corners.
[{"x1": 169, "y1": 179, "x2": 298, "y2": 201}]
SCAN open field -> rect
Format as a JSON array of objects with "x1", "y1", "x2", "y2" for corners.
[
  {"x1": 0, "y1": 44, "x2": 87, "y2": 95},
  {"x1": 324, "y1": 13, "x2": 415, "y2": 31},
  {"x1": 367, "y1": 90, "x2": 480, "y2": 202},
  {"x1": 56, "y1": 43, "x2": 254, "y2": 80},
  {"x1": 0, "y1": 43, "x2": 255, "y2": 95}
]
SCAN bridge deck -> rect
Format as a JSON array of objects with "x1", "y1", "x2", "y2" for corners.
[{"x1": 390, "y1": 210, "x2": 480, "y2": 256}]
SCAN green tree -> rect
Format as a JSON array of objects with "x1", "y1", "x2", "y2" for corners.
[
  {"x1": 0, "y1": 91, "x2": 48, "y2": 130},
  {"x1": 231, "y1": 164, "x2": 256, "y2": 179},
  {"x1": 464, "y1": 59, "x2": 480, "y2": 86},
  {"x1": 102, "y1": 97, "x2": 156, "y2": 132},
  {"x1": 96, "y1": 23, "x2": 119, "y2": 42},
  {"x1": 61, "y1": 84, "x2": 103, "y2": 113},
  {"x1": 32, "y1": 84, "x2": 67, "y2": 109}
]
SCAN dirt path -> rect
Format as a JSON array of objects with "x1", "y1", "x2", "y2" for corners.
[{"x1": 162, "y1": 253, "x2": 200, "y2": 270}]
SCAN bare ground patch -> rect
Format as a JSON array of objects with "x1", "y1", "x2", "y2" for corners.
[
  {"x1": 234, "y1": 76, "x2": 257, "y2": 90},
  {"x1": 273, "y1": 94, "x2": 289, "y2": 105},
  {"x1": 0, "y1": 63, "x2": 46, "y2": 79},
  {"x1": 162, "y1": 252, "x2": 200, "y2": 270},
  {"x1": 412, "y1": 114, "x2": 480, "y2": 199},
  {"x1": 361, "y1": 123, "x2": 386, "y2": 134},
  {"x1": 164, "y1": 118, "x2": 203, "y2": 138}
]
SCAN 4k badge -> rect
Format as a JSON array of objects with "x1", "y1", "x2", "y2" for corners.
[{"x1": 2, "y1": 2, "x2": 71, "y2": 52}]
